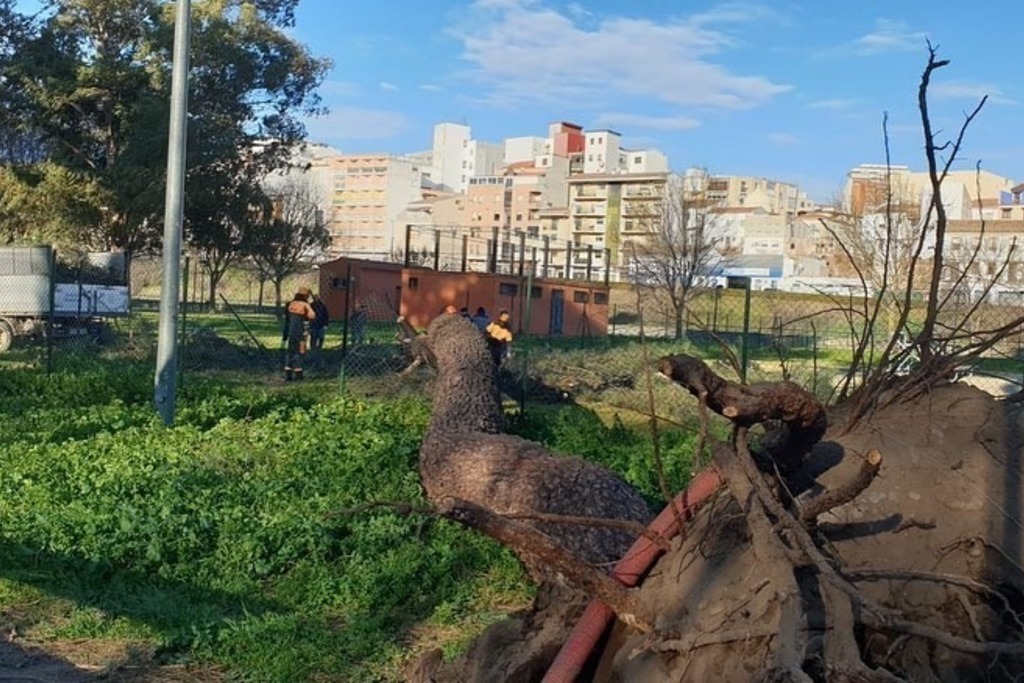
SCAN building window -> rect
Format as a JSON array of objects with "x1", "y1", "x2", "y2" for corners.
[
  {"x1": 408, "y1": 277, "x2": 419, "y2": 290},
  {"x1": 499, "y1": 283, "x2": 519, "y2": 296},
  {"x1": 593, "y1": 292, "x2": 608, "y2": 305},
  {"x1": 634, "y1": 156, "x2": 642, "y2": 164},
  {"x1": 530, "y1": 286, "x2": 543, "y2": 299},
  {"x1": 573, "y1": 291, "x2": 589, "y2": 303},
  {"x1": 493, "y1": 213, "x2": 501, "y2": 221},
  {"x1": 516, "y1": 213, "x2": 523, "y2": 221}
]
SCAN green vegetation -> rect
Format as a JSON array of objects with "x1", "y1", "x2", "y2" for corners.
[{"x1": 0, "y1": 354, "x2": 704, "y2": 680}]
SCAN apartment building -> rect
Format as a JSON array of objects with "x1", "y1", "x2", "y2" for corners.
[
  {"x1": 846, "y1": 163, "x2": 1017, "y2": 219},
  {"x1": 703, "y1": 172, "x2": 813, "y2": 214},
  {"x1": 325, "y1": 153, "x2": 424, "y2": 260},
  {"x1": 945, "y1": 219, "x2": 1024, "y2": 301},
  {"x1": 567, "y1": 171, "x2": 669, "y2": 281},
  {"x1": 429, "y1": 123, "x2": 503, "y2": 193},
  {"x1": 997, "y1": 183, "x2": 1024, "y2": 221}
]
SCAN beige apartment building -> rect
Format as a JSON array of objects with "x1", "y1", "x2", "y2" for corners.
[
  {"x1": 846, "y1": 164, "x2": 1017, "y2": 219},
  {"x1": 945, "y1": 219, "x2": 1024, "y2": 301},
  {"x1": 704, "y1": 174, "x2": 814, "y2": 214},
  {"x1": 323, "y1": 153, "x2": 424, "y2": 260}
]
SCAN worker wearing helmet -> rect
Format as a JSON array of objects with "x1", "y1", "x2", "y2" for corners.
[
  {"x1": 485, "y1": 309, "x2": 513, "y2": 368},
  {"x1": 282, "y1": 287, "x2": 316, "y2": 380}
]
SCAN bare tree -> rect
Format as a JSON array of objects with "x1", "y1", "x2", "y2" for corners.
[
  {"x1": 250, "y1": 174, "x2": 331, "y2": 310},
  {"x1": 626, "y1": 171, "x2": 731, "y2": 339},
  {"x1": 828, "y1": 170, "x2": 925, "y2": 296},
  {"x1": 822, "y1": 43, "x2": 1024, "y2": 426}
]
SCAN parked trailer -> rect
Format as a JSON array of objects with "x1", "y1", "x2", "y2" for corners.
[{"x1": 0, "y1": 246, "x2": 130, "y2": 353}]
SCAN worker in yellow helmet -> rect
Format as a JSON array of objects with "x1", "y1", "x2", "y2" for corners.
[{"x1": 485, "y1": 309, "x2": 513, "y2": 368}]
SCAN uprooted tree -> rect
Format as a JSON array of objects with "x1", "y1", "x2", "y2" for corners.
[{"x1": 399, "y1": 45, "x2": 1024, "y2": 683}]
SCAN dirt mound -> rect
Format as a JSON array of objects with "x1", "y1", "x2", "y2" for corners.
[{"x1": 414, "y1": 382, "x2": 1024, "y2": 682}]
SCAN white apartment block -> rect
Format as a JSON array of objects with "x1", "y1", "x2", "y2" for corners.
[
  {"x1": 262, "y1": 142, "x2": 342, "y2": 227},
  {"x1": 582, "y1": 129, "x2": 669, "y2": 175},
  {"x1": 505, "y1": 136, "x2": 547, "y2": 165},
  {"x1": 429, "y1": 123, "x2": 504, "y2": 194}
]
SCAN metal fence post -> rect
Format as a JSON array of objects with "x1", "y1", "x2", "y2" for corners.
[
  {"x1": 179, "y1": 256, "x2": 190, "y2": 387},
  {"x1": 433, "y1": 229, "x2": 441, "y2": 271},
  {"x1": 46, "y1": 248, "x2": 55, "y2": 374},
  {"x1": 542, "y1": 236, "x2": 550, "y2": 278},
  {"x1": 339, "y1": 262, "x2": 353, "y2": 392},
  {"x1": 519, "y1": 267, "x2": 534, "y2": 416},
  {"x1": 741, "y1": 281, "x2": 752, "y2": 382}
]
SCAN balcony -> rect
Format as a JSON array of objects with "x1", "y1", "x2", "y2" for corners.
[
  {"x1": 621, "y1": 202, "x2": 658, "y2": 217},
  {"x1": 623, "y1": 189, "x2": 660, "y2": 199},
  {"x1": 574, "y1": 189, "x2": 607, "y2": 200}
]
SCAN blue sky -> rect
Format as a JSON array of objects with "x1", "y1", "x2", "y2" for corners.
[{"x1": 291, "y1": 0, "x2": 1022, "y2": 201}]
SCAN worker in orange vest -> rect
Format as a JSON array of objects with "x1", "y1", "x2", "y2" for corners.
[
  {"x1": 282, "y1": 287, "x2": 316, "y2": 380},
  {"x1": 485, "y1": 309, "x2": 513, "y2": 368}
]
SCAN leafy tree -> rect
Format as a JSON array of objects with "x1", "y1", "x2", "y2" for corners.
[
  {"x1": 185, "y1": 154, "x2": 266, "y2": 306},
  {"x1": 250, "y1": 171, "x2": 330, "y2": 309},
  {"x1": 625, "y1": 171, "x2": 732, "y2": 339},
  {"x1": 0, "y1": 0, "x2": 46, "y2": 164},
  {"x1": 0, "y1": 162, "x2": 110, "y2": 247},
  {"x1": 2, "y1": 0, "x2": 329, "y2": 257}
]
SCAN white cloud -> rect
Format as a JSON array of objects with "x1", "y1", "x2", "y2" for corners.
[
  {"x1": 767, "y1": 132, "x2": 799, "y2": 146},
  {"x1": 849, "y1": 19, "x2": 927, "y2": 56},
  {"x1": 379, "y1": 81, "x2": 399, "y2": 91},
  {"x1": 319, "y1": 80, "x2": 362, "y2": 98},
  {"x1": 304, "y1": 107, "x2": 411, "y2": 142},
  {"x1": 930, "y1": 81, "x2": 1017, "y2": 106},
  {"x1": 808, "y1": 98, "x2": 858, "y2": 111},
  {"x1": 451, "y1": 1, "x2": 790, "y2": 110},
  {"x1": 420, "y1": 84, "x2": 445, "y2": 92},
  {"x1": 594, "y1": 113, "x2": 701, "y2": 131}
]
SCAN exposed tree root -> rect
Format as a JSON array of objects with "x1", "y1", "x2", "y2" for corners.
[
  {"x1": 799, "y1": 449, "x2": 882, "y2": 525},
  {"x1": 661, "y1": 355, "x2": 1024, "y2": 680}
]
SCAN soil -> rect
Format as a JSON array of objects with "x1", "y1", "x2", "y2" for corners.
[{"x1": 411, "y1": 382, "x2": 1024, "y2": 682}]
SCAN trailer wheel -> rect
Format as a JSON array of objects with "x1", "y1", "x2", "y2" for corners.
[{"x1": 0, "y1": 318, "x2": 13, "y2": 353}]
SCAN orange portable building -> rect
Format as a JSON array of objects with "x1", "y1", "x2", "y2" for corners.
[{"x1": 317, "y1": 256, "x2": 608, "y2": 337}]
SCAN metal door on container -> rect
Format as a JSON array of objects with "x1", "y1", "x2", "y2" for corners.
[{"x1": 549, "y1": 289, "x2": 564, "y2": 336}]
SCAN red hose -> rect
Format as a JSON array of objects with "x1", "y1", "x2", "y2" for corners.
[{"x1": 541, "y1": 467, "x2": 724, "y2": 683}]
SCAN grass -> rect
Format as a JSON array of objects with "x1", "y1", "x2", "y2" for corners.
[{"x1": 0, "y1": 337, "x2": 713, "y2": 681}]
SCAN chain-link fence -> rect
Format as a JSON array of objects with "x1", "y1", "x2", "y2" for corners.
[{"x1": 5, "y1": 244, "x2": 1023, "y2": 422}]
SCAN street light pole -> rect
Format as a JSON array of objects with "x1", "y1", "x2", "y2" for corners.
[{"x1": 154, "y1": 0, "x2": 192, "y2": 426}]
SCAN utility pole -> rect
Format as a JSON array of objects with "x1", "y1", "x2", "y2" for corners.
[{"x1": 154, "y1": 0, "x2": 192, "y2": 426}]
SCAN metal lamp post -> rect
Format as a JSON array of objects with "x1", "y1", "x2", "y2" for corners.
[{"x1": 154, "y1": 0, "x2": 192, "y2": 425}]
